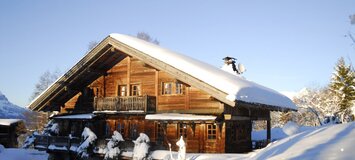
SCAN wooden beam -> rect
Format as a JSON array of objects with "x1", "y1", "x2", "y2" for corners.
[
  {"x1": 157, "y1": 108, "x2": 223, "y2": 114},
  {"x1": 267, "y1": 119, "x2": 271, "y2": 144},
  {"x1": 155, "y1": 70, "x2": 159, "y2": 108},
  {"x1": 127, "y1": 57, "x2": 131, "y2": 95},
  {"x1": 86, "y1": 68, "x2": 108, "y2": 76}
]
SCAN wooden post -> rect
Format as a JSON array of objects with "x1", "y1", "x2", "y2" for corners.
[
  {"x1": 266, "y1": 119, "x2": 271, "y2": 144},
  {"x1": 127, "y1": 57, "x2": 131, "y2": 96}
]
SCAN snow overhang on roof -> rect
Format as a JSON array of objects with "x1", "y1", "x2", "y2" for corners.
[
  {"x1": 145, "y1": 113, "x2": 217, "y2": 121},
  {"x1": 52, "y1": 114, "x2": 96, "y2": 120},
  {"x1": 0, "y1": 119, "x2": 23, "y2": 126},
  {"x1": 109, "y1": 34, "x2": 297, "y2": 111}
]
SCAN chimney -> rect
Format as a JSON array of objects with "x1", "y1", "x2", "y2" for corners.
[{"x1": 222, "y1": 56, "x2": 240, "y2": 74}]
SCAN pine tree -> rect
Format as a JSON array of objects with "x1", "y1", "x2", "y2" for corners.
[{"x1": 330, "y1": 57, "x2": 355, "y2": 122}]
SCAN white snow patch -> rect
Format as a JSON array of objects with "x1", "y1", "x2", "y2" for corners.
[
  {"x1": 251, "y1": 122, "x2": 355, "y2": 160},
  {"x1": 48, "y1": 144, "x2": 67, "y2": 151},
  {"x1": 0, "y1": 148, "x2": 48, "y2": 160},
  {"x1": 146, "y1": 113, "x2": 216, "y2": 121},
  {"x1": 176, "y1": 136, "x2": 186, "y2": 160},
  {"x1": 77, "y1": 127, "x2": 97, "y2": 158},
  {"x1": 0, "y1": 119, "x2": 22, "y2": 126},
  {"x1": 109, "y1": 33, "x2": 297, "y2": 110},
  {"x1": 133, "y1": 133, "x2": 150, "y2": 160},
  {"x1": 282, "y1": 121, "x2": 300, "y2": 136},
  {"x1": 0, "y1": 145, "x2": 4, "y2": 153},
  {"x1": 49, "y1": 123, "x2": 59, "y2": 135},
  {"x1": 53, "y1": 113, "x2": 96, "y2": 119},
  {"x1": 104, "y1": 131, "x2": 124, "y2": 159},
  {"x1": 70, "y1": 146, "x2": 78, "y2": 152}
]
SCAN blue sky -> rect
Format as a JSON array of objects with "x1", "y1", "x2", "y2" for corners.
[{"x1": 0, "y1": 1, "x2": 354, "y2": 107}]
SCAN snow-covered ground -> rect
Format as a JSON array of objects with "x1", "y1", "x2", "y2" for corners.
[
  {"x1": 1, "y1": 122, "x2": 354, "y2": 160},
  {"x1": 250, "y1": 122, "x2": 355, "y2": 160},
  {"x1": 0, "y1": 147, "x2": 48, "y2": 160}
]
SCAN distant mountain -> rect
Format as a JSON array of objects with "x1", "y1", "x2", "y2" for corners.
[
  {"x1": 281, "y1": 88, "x2": 308, "y2": 100},
  {"x1": 0, "y1": 91, "x2": 28, "y2": 119}
]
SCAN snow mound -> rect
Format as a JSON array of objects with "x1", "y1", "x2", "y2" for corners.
[
  {"x1": 104, "y1": 131, "x2": 124, "y2": 159},
  {"x1": 133, "y1": 133, "x2": 150, "y2": 160},
  {"x1": 77, "y1": 127, "x2": 97, "y2": 158},
  {"x1": 0, "y1": 144, "x2": 4, "y2": 153},
  {"x1": 282, "y1": 121, "x2": 299, "y2": 136},
  {"x1": 176, "y1": 136, "x2": 186, "y2": 160},
  {"x1": 252, "y1": 122, "x2": 355, "y2": 160}
]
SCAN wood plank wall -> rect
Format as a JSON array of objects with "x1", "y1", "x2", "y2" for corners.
[{"x1": 62, "y1": 57, "x2": 222, "y2": 114}]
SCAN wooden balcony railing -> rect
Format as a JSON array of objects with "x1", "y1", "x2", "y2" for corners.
[
  {"x1": 34, "y1": 135, "x2": 81, "y2": 152},
  {"x1": 94, "y1": 95, "x2": 156, "y2": 113}
]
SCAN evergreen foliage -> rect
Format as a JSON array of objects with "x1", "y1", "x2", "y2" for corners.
[{"x1": 329, "y1": 57, "x2": 355, "y2": 122}]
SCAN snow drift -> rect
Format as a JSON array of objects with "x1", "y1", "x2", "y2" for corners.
[{"x1": 251, "y1": 122, "x2": 355, "y2": 160}]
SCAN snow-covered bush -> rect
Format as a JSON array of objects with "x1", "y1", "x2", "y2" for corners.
[
  {"x1": 132, "y1": 133, "x2": 150, "y2": 160},
  {"x1": 323, "y1": 115, "x2": 341, "y2": 125},
  {"x1": 104, "y1": 131, "x2": 124, "y2": 160},
  {"x1": 282, "y1": 121, "x2": 299, "y2": 136},
  {"x1": 77, "y1": 127, "x2": 97, "y2": 159},
  {"x1": 176, "y1": 136, "x2": 186, "y2": 160},
  {"x1": 22, "y1": 131, "x2": 39, "y2": 148},
  {"x1": 42, "y1": 120, "x2": 59, "y2": 136}
]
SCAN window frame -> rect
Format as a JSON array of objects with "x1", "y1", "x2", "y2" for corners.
[
  {"x1": 178, "y1": 123, "x2": 188, "y2": 138},
  {"x1": 207, "y1": 124, "x2": 217, "y2": 140},
  {"x1": 130, "y1": 84, "x2": 141, "y2": 96},
  {"x1": 161, "y1": 81, "x2": 184, "y2": 95},
  {"x1": 118, "y1": 85, "x2": 127, "y2": 96},
  {"x1": 156, "y1": 123, "x2": 164, "y2": 142}
]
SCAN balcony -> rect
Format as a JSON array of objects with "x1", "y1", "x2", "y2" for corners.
[{"x1": 93, "y1": 95, "x2": 156, "y2": 113}]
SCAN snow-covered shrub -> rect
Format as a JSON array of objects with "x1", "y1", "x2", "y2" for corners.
[
  {"x1": 282, "y1": 121, "x2": 299, "y2": 136},
  {"x1": 323, "y1": 115, "x2": 341, "y2": 125},
  {"x1": 22, "y1": 131, "x2": 39, "y2": 148},
  {"x1": 132, "y1": 133, "x2": 150, "y2": 160},
  {"x1": 77, "y1": 127, "x2": 97, "y2": 159},
  {"x1": 176, "y1": 136, "x2": 186, "y2": 160},
  {"x1": 104, "y1": 131, "x2": 124, "y2": 160},
  {"x1": 42, "y1": 120, "x2": 59, "y2": 136}
]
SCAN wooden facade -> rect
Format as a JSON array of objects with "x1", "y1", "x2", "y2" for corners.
[
  {"x1": 30, "y1": 34, "x2": 296, "y2": 155},
  {"x1": 0, "y1": 119, "x2": 26, "y2": 148}
]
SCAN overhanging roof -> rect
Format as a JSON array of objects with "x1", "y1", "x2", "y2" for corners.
[{"x1": 29, "y1": 33, "x2": 297, "y2": 112}]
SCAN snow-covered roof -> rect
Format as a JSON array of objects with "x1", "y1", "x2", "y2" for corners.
[
  {"x1": 52, "y1": 114, "x2": 96, "y2": 120},
  {"x1": 0, "y1": 119, "x2": 23, "y2": 126},
  {"x1": 145, "y1": 113, "x2": 216, "y2": 121},
  {"x1": 29, "y1": 33, "x2": 296, "y2": 111},
  {"x1": 110, "y1": 33, "x2": 297, "y2": 110}
]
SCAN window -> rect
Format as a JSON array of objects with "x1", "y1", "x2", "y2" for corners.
[
  {"x1": 130, "y1": 84, "x2": 141, "y2": 96},
  {"x1": 207, "y1": 124, "x2": 217, "y2": 140},
  {"x1": 156, "y1": 123, "x2": 164, "y2": 142},
  {"x1": 162, "y1": 82, "x2": 173, "y2": 95},
  {"x1": 105, "y1": 122, "x2": 111, "y2": 137},
  {"x1": 176, "y1": 82, "x2": 183, "y2": 94},
  {"x1": 130, "y1": 123, "x2": 138, "y2": 140},
  {"x1": 162, "y1": 81, "x2": 184, "y2": 95},
  {"x1": 178, "y1": 123, "x2": 187, "y2": 138},
  {"x1": 118, "y1": 85, "x2": 127, "y2": 96},
  {"x1": 117, "y1": 122, "x2": 125, "y2": 135}
]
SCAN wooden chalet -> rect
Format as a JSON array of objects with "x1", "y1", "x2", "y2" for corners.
[
  {"x1": 29, "y1": 34, "x2": 297, "y2": 155},
  {"x1": 0, "y1": 119, "x2": 26, "y2": 148}
]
